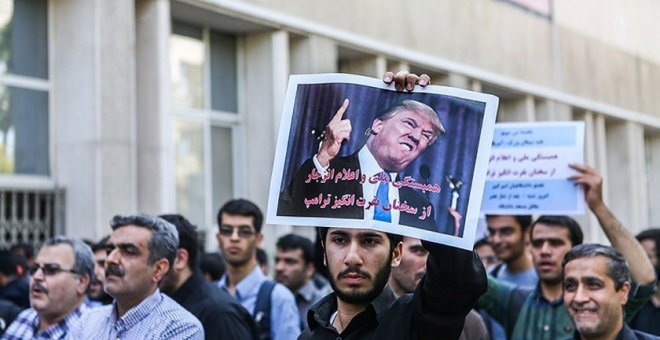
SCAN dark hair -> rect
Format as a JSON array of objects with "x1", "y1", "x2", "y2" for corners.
[
  {"x1": 473, "y1": 237, "x2": 491, "y2": 249},
  {"x1": 485, "y1": 214, "x2": 533, "y2": 232},
  {"x1": 10, "y1": 242, "x2": 34, "y2": 260},
  {"x1": 159, "y1": 214, "x2": 199, "y2": 270},
  {"x1": 317, "y1": 227, "x2": 403, "y2": 253},
  {"x1": 91, "y1": 236, "x2": 110, "y2": 253},
  {"x1": 110, "y1": 214, "x2": 179, "y2": 268},
  {"x1": 636, "y1": 228, "x2": 660, "y2": 244},
  {"x1": 217, "y1": 199, "x2": 263, "y2": 233},
  {"x1": 256, "y1": 248, "x2": 268, "y2": 268},
  {"x1": 562, "y1": 243, "x2": 630, "y2": 291},
  {"x1": 0, "y1": 250, "x2": 17, "y2": 276},
  {"x1": 276, "y1": 234, "x2": 314, "y2": 264},
  {"x1": 200, "y1": 252, "x2": 225, "y2": 281},
  {"x1": 530, "y1": 215, "x2": 583, "y2": 246}
]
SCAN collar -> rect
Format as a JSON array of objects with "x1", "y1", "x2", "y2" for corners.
[
  {"x1": 572, "y1": 322, "x2": 632, "y2": 340},
  {"x1": 532, "y1": 283, "x2": 564, "y2": 306},
  {"x1": 297, "y1": 280, "x2": 319, "y2": 303},
  {"x1": 171, "y1": 272, "x2": 205, "y2": 304},
  {"x1": 33, "y1": 303, "x2": 87, "y2": 338},
  {"x1": 307, "y1": 285, "x2": 397, "y2": 332},
  {"x1": 110, "y1": 289, "x2": 162, "y2": 333},
  {"x1": 358, "y1": 146, "x2": 397, "y2": 180},
  {"x1": 219, "y1": 265, "x2": 265, "y2": 301}
]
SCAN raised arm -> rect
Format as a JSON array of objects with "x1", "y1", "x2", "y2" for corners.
[
  {"x1": 413, "y1": 241, "x2": 487, "y2": 339},
  {"x1": 569, "y1": 163, "x2": 656, "y2": 285}
]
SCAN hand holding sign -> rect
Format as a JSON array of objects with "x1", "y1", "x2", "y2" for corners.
[
  {"x1": 568, "y1": 163, "x2": 604, "y2": 211},
  {"x1": 317, "y1": 99, "x2": 351, "y2": 167}
]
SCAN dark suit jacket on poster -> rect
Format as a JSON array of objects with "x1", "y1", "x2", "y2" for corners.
[{"x1": 279, "y1": 153, "x2": 438, "y2": 232}]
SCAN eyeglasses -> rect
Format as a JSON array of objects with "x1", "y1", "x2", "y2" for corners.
[
  {"x1": 218, "y1": 226, "x2": 256, "y2": 239},
  {"x1": 28, "y1": 263, "x2": 79, "y2": 276}
]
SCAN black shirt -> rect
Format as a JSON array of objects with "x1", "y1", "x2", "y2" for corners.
[
  {"x1": 629, "y1": 300, "x2": 660, "y2": 336},
  {"x1": 300, "y1": 241, "x2": 487, "y2": 340},
  {"x1": 168, "y1": 272, "x2": 258, "y2": 340}
]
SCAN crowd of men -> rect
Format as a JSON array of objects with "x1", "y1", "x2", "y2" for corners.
[{"x1": 0, "y1": 72, "x2": 658, "y2": 340}]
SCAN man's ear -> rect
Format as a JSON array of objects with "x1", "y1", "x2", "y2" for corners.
[
  {"x1": 153, "y1": 258, "x2": 170, "y2": 283},
  {"x1": 174, "y1": 249, "x2": 189, "y2": 271},
  {"x1": 618, "y1": 281, "x2": 631, "y2": 305},
  {"x1": 305, "y1": 262, "x2": 316, "y2": 280},
  {"x1": 391, "y1": 241, "x2": 403, "y2": 268},
  {"x1": 77, "y1": 274, "x2": 91, "y2": 295},
  {"x1": 371, "y1": 118, "x2": 384, "y2": 135},
  {"x1": 256, "y1": 232, "x2": 264, "y2": 246}
]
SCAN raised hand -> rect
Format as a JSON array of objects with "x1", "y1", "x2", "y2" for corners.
[
  {"x1": 317, "y1": 99, "x2": 351, "y2": 167},
  {"x1": 383, "y1": 70, "x2": 431, "y2": 92}
]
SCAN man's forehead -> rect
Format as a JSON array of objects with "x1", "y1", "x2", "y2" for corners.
[
  {"x1": 109, "y1": 225, "x2": 151, "y2": 245},
  {"x1": 565, "y1": 256, "x2": 609, "y2": 278},
  {"x1": 532, "y1": 223, "x2": 571, "y2": 240},
  {"x1": 220, "y1": 213, "x2": 255, "y2": 228},
  {"x1": 328, "y1": 228, "x2": 387, "y2": 238},
  {"x1": 37, "y1": 243, "x2": 74, "y2": 264},
  {"x1": 487, "y1": 215, "x2": 520, "y2": 229},
  {"x1": 276, "y1": 248, "x2": 304, "y2": 259}
]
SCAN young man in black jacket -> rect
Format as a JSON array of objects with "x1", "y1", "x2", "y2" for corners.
[{"x1": 301, "y1": 227, "x2": 486, "y2": 340}]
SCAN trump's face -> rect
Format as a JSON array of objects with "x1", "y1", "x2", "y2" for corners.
[{"x1": 368, "y1": 109, "x2": 436, "y2": 172}]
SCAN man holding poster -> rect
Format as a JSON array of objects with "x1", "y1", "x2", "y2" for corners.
[{"x1": 279, "y1": 98, "x2": 447, "y2": 232}]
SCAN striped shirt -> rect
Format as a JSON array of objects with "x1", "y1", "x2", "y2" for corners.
[
  {"x1": 66, "y1": 289, "x2": 203, "y2": 339},
  {"x1": 2, "y1": 304, "x2": 87, "y2": 340}
]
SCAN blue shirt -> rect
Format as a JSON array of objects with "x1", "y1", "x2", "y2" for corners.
[
  {"x1": 66, "y1": 289, "x2": 203, "y2": 339},
  {"x1": 2, "y1": 303, "x2": 87, "y2": 340},
  {"x1": 218, "y1": 265, "x2": 300, "y2": 340}
]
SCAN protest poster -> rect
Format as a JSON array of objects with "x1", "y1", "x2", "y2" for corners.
[
  {"x1": 481, "y1": 121, "x2": 585, "y2": 215},
  {"x1": 267, "y1": 73, "x2": 499, "y2": 250}
]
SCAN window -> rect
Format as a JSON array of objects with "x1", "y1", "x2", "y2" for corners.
[
  {"x1": 170, "y1": 21, "x2": 242, "y2": 234},
  {"x1": 0, "y1": 0, "x2": 49, "y2": 176}
]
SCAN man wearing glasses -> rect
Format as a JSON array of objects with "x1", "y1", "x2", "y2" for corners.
[
  {"x1": 216, "y1": 199, "x2": 300, "y2": 340},
  {"x1": 3, "y1": 236, "x2": 94, "y2": 339}
]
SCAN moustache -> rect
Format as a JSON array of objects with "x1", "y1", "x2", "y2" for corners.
[
  {"x1": 32, "y1": 281, "x2": 48, "y2": 295},
  {"x1": 337, "y1": 266, "x2": 372, "y2": 280},
  {"x1": 105, "y1": 264, "x2": 125, "y2": 278}
]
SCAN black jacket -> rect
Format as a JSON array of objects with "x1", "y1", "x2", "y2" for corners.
[
  {"x1": 571, "y1": 323, "x2": 660, "y2": 340},
  {"x1": 167, "y1": 272, "x2": 258, "y2": 340},
  {"x1": 299, "y1": 241, "x2": 487, "y2": 340}
]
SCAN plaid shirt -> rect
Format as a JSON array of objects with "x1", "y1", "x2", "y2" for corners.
[
  {"x1": 1, "y1": 304, "x2": 87, "y2": 340},
  {"x1": 477, "y1": 276, "x2": 657, "y2": 340},
  {"x1": 66, "y1": 289, "x2": 203, "y2": 339}
]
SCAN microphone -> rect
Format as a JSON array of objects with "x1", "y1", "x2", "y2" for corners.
[{"x1": 419, "y1": 165, "x2": 431, "y2": 201}]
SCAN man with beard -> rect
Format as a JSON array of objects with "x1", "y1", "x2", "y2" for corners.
[
  {"x1": 216, "y1": 199, "x2": 300, "y2": 340},
  {"x1": 300, "y1": 227, "x2": 486, "y2": 340},
  {"x1": 159, "y1": 214, "x2": 257, "y2": 340},
  {"x1": 3, "y1": 237, "x2": 93, "y2": 339},
  {"x1": 87, "y1": 236, "x2": 113, "y2": 306},
  {"x1": 476, "y1": 164, "x2": 657, "y2": 340},
  {"x1": 563, "y1": 244, "x2": 659, "y2": 340},
  {"x1": 629, "y1": 228, "x2": 660, "y2": 335},
  {"x1": 67, "y1": 214, "x2": 203, "y2": 339}
]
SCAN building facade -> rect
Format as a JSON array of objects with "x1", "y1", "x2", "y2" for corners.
[{"x1": 0, "y1": 0, "x2": 658, "y2": 253}]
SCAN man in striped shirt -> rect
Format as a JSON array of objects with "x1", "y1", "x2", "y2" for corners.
[{"x1": 2, "y1": 236, "x2": 94, "y2": 339}]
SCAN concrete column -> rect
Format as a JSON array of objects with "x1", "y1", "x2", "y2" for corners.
[
  {"x1": 471, "y1": 79, "x2": 482, "y2": 92},
  {"x1": 135, "y1": 0, "x2": 173, "y2": 216},
  {"x1": 498, "y1": 94, "x2": 535, "y2": 122},
  {"x1": 290, "y1": 36, "x2": 337, "y2": 74},
  {"x1": 605, "y1": 121, "x2": 648, "y2": 234},
  {"x1": 52, "y1": 0, "x2": 137, "y2": 240},
  {"x1": 339, "y1": 55, "x2": 386, "y2": 77},
  {"x1": 446, "y1": 73, "x2": 471, "y2": 89},
  {"x1": 243, "y1": 30, "x2": 291, "y2": 250},
  {"x1": 535, "y1": 99, "x2": 572, "y2": 121},
  {"x1": 645, "y1": 135, "x2": 660, "y2": 227}
]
